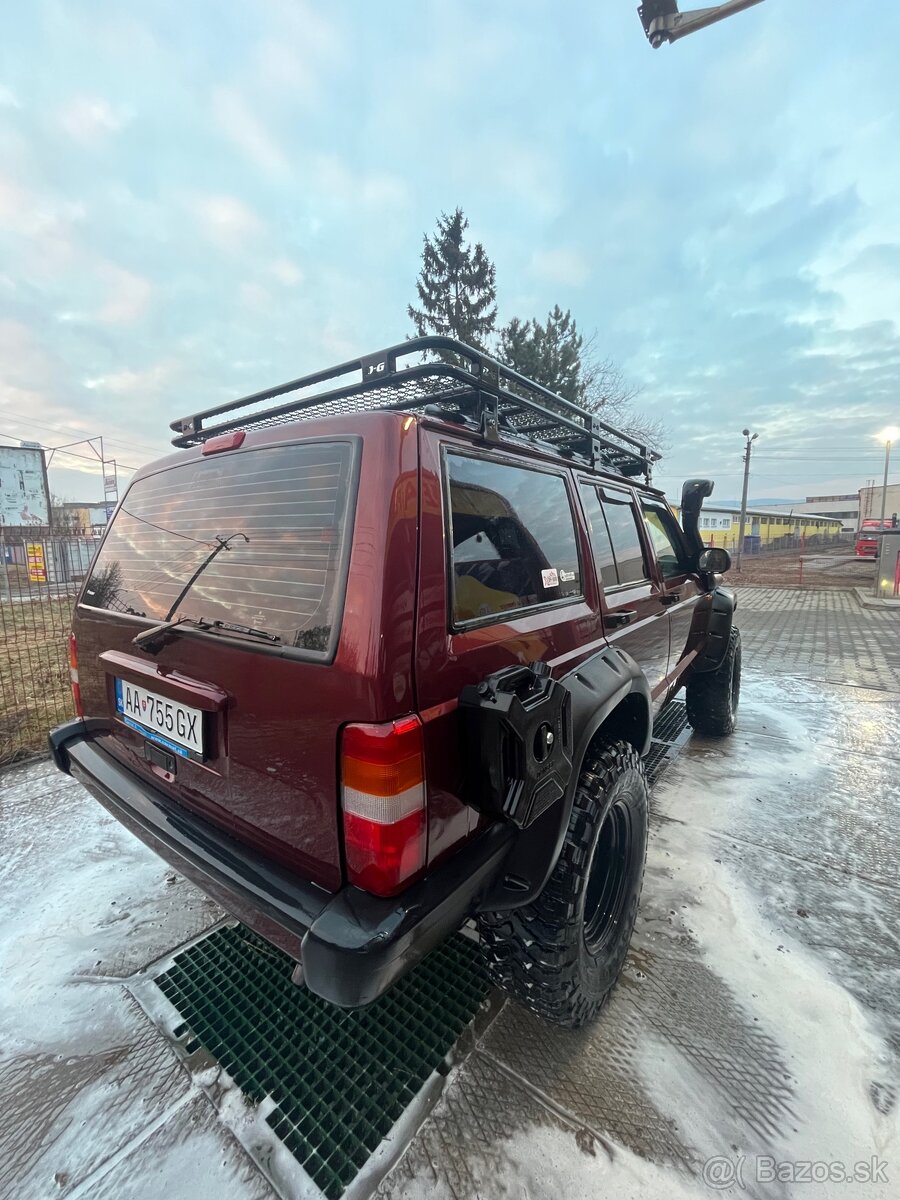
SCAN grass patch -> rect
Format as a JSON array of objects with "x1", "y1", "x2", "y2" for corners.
[{"x1": 0, "y1": 597, "x2": 74, "y2": 766}]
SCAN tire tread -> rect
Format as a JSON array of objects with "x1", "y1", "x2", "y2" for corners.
[{"x1": 477, "y1": 741, "x2": 647, "y2": 1028}]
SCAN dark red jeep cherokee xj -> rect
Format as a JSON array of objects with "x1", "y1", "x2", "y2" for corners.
[{"x1": 50, "y1": 336, "x2": 740, "y2": 1027}]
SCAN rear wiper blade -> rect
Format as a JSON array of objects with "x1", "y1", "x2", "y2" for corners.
[
  {"x1": 132, "y1": 616, "x2": 280, "y2": 655},
  {"x1": 208, "y1": 620, "x2": 281, "y2": 644}
]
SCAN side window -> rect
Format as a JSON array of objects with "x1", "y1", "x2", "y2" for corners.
[
  {"x1": 640, "y1": 499, "x2": 690, "y2": 580},
  {"x1": 600, "y1": 487, "x2": 649, "y2": 585},
  {"x1": 446, "y1": 454, "x2": 581, "y2": 624},
  {"x1": 579, "y1": 484, "x2": 618, "y2": 588}
]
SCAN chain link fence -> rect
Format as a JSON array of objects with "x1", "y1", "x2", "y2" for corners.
[
  {"x1": 734, "y1": 545, "x2": 876, "y2": 589},
  {"x1": 0, "y1": 536, "x2": 98, "y2": 766},
  {"x1": 705, "y1": 531, "x2": 849, "y2": 555}
]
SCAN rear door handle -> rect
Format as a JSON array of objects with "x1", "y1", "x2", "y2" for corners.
[
  {"x1": 606, "y1": 609, "x2": 637, "y2": 628},
  {"x1": 660, "y1": 592, "x2": 682, "y2": 606}
]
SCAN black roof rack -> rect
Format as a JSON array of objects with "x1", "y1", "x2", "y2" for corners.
[{"x1": 170, "y1": 335, "x2": 658, "y2": 482}]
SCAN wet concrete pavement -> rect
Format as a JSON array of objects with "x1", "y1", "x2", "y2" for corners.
[{"x1": 1, "y1": 589, "x2": 898, "y2": 1198}]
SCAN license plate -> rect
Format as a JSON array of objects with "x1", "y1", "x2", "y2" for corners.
[{"x1": 115, "y1": 678, "x2": 204, "y2": 760}]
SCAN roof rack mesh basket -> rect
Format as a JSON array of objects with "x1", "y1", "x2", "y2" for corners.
[{"x1": 171, "y1": 336, "x2": 657, "y2": 482}]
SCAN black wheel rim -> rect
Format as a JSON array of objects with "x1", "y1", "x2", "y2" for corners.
[{"x1": 583, "y1": 800, "x2": 634, "y2": 956}]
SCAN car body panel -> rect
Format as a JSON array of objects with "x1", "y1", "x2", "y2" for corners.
[{"x1": 54, "y1": 393, "x2": 729, "y2": 1003}]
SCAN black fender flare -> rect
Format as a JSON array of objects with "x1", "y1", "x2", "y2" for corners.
[
  {"x1": 477, "y1": 646, "x2": 651, "y2": 912},
  {"x1": 693, "y1": 586, "x2": 737, "y2": 674}
]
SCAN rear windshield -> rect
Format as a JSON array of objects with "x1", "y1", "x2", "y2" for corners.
[{"x1": 82, "y1": 440, "x2": 357, "y2": 657}]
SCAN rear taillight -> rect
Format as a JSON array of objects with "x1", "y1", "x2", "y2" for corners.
[
  {"x1": 68, "y1": 632, "x2": 84, "y2": 718},
  {"x1": 340, "y1": 715, "x2": 426, "y2": 897}
]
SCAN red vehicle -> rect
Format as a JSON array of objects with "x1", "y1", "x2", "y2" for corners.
[
  {"x1": 50, "y1": 337, "x2": 739, "y2": 1026},
  {"x1": 856, "y1": 519, "x2": 895, "y2": 558}
]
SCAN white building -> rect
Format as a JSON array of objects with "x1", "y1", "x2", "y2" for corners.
[
  {"x1": 753, "y1": 494, "x2": 859, "y2": 533},
  {"x1": 669, "y1": 503, "x2": 844, "y2": 552}
]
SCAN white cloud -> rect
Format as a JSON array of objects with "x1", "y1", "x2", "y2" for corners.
[
  {"x1": 485, "y1": 143, "x2": 564, "y2": 220},
  {"x1": 96, "y1": 264, "x2": 151, "y2": 324},
  {"x1": 529, "y1": 247, "x2": 590, "y2": 288},
  {"x1": 0, "y1": 320, "x2": 55, "y2": 388},
  {"x1": 191, "y1": 194, "x2": 264, "y2": 249},
  {"x1": 253, "y1": 4, "x2": 340, "y2": 94},
  {"x1": 0, "y1": 84, "x2": 20, "y2": 109},
  {"x1": 238, "y1": 282, "x2": 273, "y2": 310},
  {"x1": 59, "y1": 97, "x2": 130, "y2": 145},
  {"x1": 211, "y1": 88, "x2": 290, "y2": 175},
  {"x1": 82, "y1": 363, "x2": 172, "y2": 396},
  {"x1": 313, "y1": 156, "x2": 407, "y2": 209},
  {"x1": 269, "y1": 258, "x2": 303, "y2": 286},
  {"x1": 253, "y1": 41, "x2": 317, "y2": 101},
  {"x1": 0, "y1": 175, "x2": 84, "y2": 249},
  {"x1": 0, "y1": 175, "x2": 32, "y2": 229}
]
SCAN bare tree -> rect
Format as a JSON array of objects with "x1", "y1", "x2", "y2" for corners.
[
  {"x1": 580, "y1": 334, "x2": 667, "y2": 454},
  {"x1": 50, "y1": 494, "x2": 78, "y2": 535}
]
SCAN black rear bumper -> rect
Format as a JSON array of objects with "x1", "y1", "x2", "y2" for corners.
[{"x1": 49, "y1": 719, "x2": 513, "y2": 1007}]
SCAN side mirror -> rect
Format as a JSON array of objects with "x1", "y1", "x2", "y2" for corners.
[{"x1": 698, "y1": 546, "x2": 731, "y2": 574}]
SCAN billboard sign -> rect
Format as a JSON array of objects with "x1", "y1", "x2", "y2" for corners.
[
  {"x1": 26, "y1": 542, "x2": 47, "y2": 583},
  {"x1": 0, "y1": 445, "x2": 50, "y2": 529}
]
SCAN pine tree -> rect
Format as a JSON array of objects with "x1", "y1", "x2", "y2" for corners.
[
  {"x1": 500, "y1": 309, "x2": 665, "y2": 450},
  {"x1": 408, "y1": 209, "x2": 497, "y2": 350},
  {"x1": 499, "y1": 306, "x2": 584, "y2": 403}
]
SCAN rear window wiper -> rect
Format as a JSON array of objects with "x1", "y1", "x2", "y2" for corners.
[
  {"x1": 209, "y1": 620, "x2": 281, "y2": 644},
  {"x1": 132, "y1": 616, "x2": 281, "y2": 654}
]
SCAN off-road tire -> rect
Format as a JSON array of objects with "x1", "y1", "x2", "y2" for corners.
[
  {"x1": 476, "y1": 741, "x2": 648, "y2": 1028},
  {"x1": 685, "y1": 626, "x2": 741, "y2": 737}
]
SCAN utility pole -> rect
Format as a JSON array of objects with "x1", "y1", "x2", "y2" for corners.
[
  {"x1": 735, "y1": 428, "x2": 758, "y2": 573},
  {"x1": 873, "y1": 427, "x2": 898, "y2": 597},
  {"x1": 877, "y1": 439, "x2": 892, "y2": 532}
]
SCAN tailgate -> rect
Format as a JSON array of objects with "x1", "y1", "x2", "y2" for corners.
[{"x1": 74, "y1": 437, "x2": 363, "y2": 892}]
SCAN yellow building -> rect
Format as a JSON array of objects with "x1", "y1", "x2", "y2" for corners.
[{"x1": 672, "y1": 504, "x2": 844, "y2": 553}]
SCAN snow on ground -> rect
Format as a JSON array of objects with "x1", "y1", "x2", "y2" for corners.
[
  {"x1": 0, "y1": 763, "x2": 240, "y2": 1199},
  {"x1": 377, "y1": 670, "x2": 900, "y2": 1199},
  {"x1": 641, "y1": 820, "x2": 896, "y2": 1198},
  {"x1": 2, "y1": 655, "x2": 898, "y2": 1200},
  {"x1": 630, "y1": 673, "x2": 899, "y2": 1199}
]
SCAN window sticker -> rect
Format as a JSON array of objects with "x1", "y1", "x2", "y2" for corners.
[
  {"x1": 558, "y1": 568, "x2": 576, "y2": 582},
  {"x1": 541, "y1": 568, "x2": 559, "y2": 588}
]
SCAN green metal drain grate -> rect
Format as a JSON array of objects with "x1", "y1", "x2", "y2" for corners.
[
  {"x1": 644, "y1": 700, "x2": 690, "y2": 783},
  {"x1": 651, "y1": 698, "x2": 689, "y2": 745},
  {"x1": 155, "y1": 926, "x2": 489, "y2": 1199}
]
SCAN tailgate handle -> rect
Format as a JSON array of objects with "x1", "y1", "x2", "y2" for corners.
[{"x1": 606, "y1": 609, "x2": 637, "y2": 628}]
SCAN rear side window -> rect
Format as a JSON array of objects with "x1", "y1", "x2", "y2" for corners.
[
  {"x1": 579, "y1": 485, "x2": 618, "y2": 589},
  {"x1": 594, "y1": 486, "x2": 649, "y2": 586},
  {"x1": 446, "y1": 454, "x2": 581, "y2": 624},
  {"x1": 82, "y1": 440, "x2": 357, "y2": 657}
]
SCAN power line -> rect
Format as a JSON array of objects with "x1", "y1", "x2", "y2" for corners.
[
  {"x1": 0, "y1": 433, "x2": 138, "y2": 475},
  {"x1": 1, "y1": 410, "x2": 162, "y2": 457}
]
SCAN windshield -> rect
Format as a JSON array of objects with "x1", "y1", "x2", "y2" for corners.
[{"x1": 82, "y1": 440, "x2": 357, "y2": 657}]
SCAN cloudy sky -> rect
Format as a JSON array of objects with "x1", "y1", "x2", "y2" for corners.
[{"x1": 1, "y1": 0, "x2": 898, "y2": 505}]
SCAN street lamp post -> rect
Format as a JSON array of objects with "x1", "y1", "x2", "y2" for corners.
[
  {"x1": 874, "y1": 426, "x2": 899, "y2": 597},
  {"x1": 735, "y1": 428, "x2": 758, "y2": 573}
]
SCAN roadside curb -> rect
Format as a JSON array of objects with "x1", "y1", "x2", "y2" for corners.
[{"x1": 853, "y1": 587, "x2": 900, "y2": 610}]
